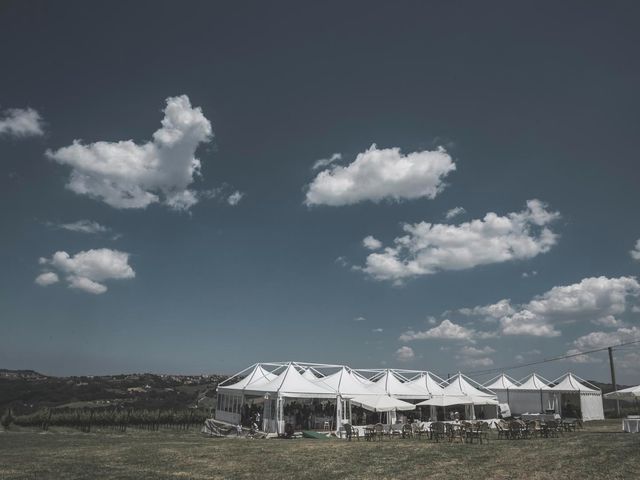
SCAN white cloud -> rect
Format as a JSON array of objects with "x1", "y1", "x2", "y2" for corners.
[
  {"x1": 35, "y1": 272, "x2": 59, "y2": 286},
  {"x1": 565, "y1": 326, "x2": 640, "y2": 363},
  {"x1": 361, "y1": 200, "x2": 560, "y2": 282},
  {"x1": 56, "y1": 220, "x2": 110, "y2": 235},
  {"x1": 460, "y1": 276, "x2": 640, "y2": 337},
  {"x1": 460, "y1": 299, "x2": 515, "y2": 318},
  {"x1": 459, "y1": 345, "x2": 495, "y2": 356},
  {"x1": 394, "y1": 346, "x2": 415, "y2": 362},
  {"x1": 445, "y1": 206, "x2": 466, "y2": 219},
  {"x1": 362, "y1": 235, "x2": 382, "y2": 250},
  {"x1": 305, "y1": 144, "x2": 455, "y2": 206},
  {"x1": 631, "y1": 239, "x2": 640, "y2": 261},
  {"x1": 458, "y1": 356, "x2": 494, "y2": 368},
  {"x1": 227, "y1": 191, "x2": 244, "y2": 206},
  {"x1": 522, "y1": 270, "x2": 538, "y2": 278},
  {"x1": 591, "y1": 315, "x2": 623, "y2": 327},
  {"x1": 0, "y1": 107, "x2": 44, "y2": 137},
  {"x1": 353, "y1": 316, "x2": 366, "y2": 322},
  {"x1": 399, "y1": 319, "x2": 475, "y2": 342},
  {"x1": 312, "y1": 153, "x2": 342, "y2": 171},
  {"x1": 46, "y1": 95, "x2": 212, "y2": 211},
  {"x1": 38, "y1": 248, "x2": 135, "y2": 294},
  {"x1": 372, "y1": 328, "x2": 384, "y2": 333}
]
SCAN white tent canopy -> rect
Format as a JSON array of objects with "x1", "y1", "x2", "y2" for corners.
[
  {"x1": 218, "y1": 364, "x2": 277, "y2": 392},
  {"x1": 442, "y1": 373, "x2": 498, "y2": 405},
  {"x1": 549, "y1": 373, "x2": 604, "y2": 421},
  {"x1": 406, "y1": 372, "x2": 446, "y2": 396},
  {"x1": 373, "y1": 370, "x2": 431, "y2": 399},
  {"x1": 484, "y1": 374, "x2": 519, "y2": 390},
  {"x1": 515, "y1": 373, "x2": 553, "y2": 391},
  {"x1": 350, "y1": 395, "x2": 416, "y2": 412},
  {"x1": 604, "y1": 385, "x2": 640, "y2": 401},
  {"x1": 242, "y1": 364, "x2": 336, "y2": 398},
  {"x1": 316, "y1": 367, "x2": 386, "y2": 397}
]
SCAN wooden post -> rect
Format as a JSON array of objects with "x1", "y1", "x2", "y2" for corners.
[{"x1": 608, "y1": 347, "x2": 621, "y2": 417}]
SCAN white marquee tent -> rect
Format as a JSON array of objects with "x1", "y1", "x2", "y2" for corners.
[
  {"x1": 549, "y1": 373, "x2": 605, "y2": 421},
  {"x1": 215, "y1": 362, "x2": 605, "y2": 433},
  {"x1": 604, "y1": 384, "x2": 640, "y2": 401}
]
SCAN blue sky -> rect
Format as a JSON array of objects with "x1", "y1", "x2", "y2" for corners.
[{"x1": 1, "y1": 1, "x2": 639, "y2": 383}]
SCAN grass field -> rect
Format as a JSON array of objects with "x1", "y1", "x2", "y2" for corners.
[{"x1": 1, "y1": 421, "x2": 638, "y2": 480}]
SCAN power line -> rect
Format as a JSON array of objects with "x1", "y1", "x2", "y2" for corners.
[{"x1": 463, "y1": 339, "x2": 640, "y2": 377}]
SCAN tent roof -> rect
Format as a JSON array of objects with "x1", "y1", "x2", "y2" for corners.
[
  {"x1": 319, "y1": 367, "x2": 386, "y2": 397},
  {"x1": 242, "y1": 364, "x2": 337, "y2": 398},
  {"x1": 443, "y1": 373, "x2": 496, "y2": 398},
  {"x1": 604, "y1": 385, "x2": 640, "y2": 400},
  {"x1": 218, "y1": 364, "x2": 277, "y2": 391},
  {"x1": 375, "y1": 370, "x2": 431, "y2": 399},
  {"x1": 406, "y1": 373, "x2": 445, "y2": 395},
  {"x1": 301, "y1": 368, "x2": 318, "y2": 381},
  {"x1": 350, "y1": 395, "x2": 416, "y2": 412},
  {"x1": 484, "y1": 374, "x2": 519, "y2": 390},
  {"x1": 549, "y1": 373, "x2": 600, "y2": 392},
  {"x1": 513, "y1": 373, "x2": 553, "y2": 391}
]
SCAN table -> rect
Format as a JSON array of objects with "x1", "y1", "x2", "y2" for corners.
[
  {"x1": 521, "y1": 413, "x2": 558, "y2": 422},
  {"x1": 622, "y1": 418, "x2": 640, "y2": 433}
]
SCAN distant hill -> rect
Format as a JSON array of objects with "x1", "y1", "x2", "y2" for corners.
[{"x1": 0, "y1": 370, "x2": 228, "y2": 414}]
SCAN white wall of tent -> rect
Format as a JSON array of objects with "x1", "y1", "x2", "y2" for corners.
[{"x1": 215, "y1": 361, "x2": 604, "y2": 434}]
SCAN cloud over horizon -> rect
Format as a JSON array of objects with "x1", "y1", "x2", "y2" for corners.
[{"x1": 37, "y1": 248, "x2": 135, "y2": 294}]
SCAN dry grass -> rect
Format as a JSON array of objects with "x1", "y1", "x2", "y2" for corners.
[{"x1": 0, "y1": 421, "x2": 638, "y2": 480}]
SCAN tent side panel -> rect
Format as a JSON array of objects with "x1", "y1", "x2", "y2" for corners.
[
  {"x1": 508, "y1": 391, "x2": 544, "y2": 414},
  {"x1": 580, "y1": 393, "x2": 605, "y2": 421}
]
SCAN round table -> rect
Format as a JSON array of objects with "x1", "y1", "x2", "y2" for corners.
[{"x1": 622, "y1": 418, "x2": 640, "y2": 433}]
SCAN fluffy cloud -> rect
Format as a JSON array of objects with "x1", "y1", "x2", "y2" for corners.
[
  {"x1": 305, "y1": 144, "x2": 455, "y2": 206},
  {"x1": 361, "y1": 199, "x2": 560, "y2": 282},
  {"x1": 460, "y1": 299, "x2": 515, "y2": 319},
  {"x1": 461, "y1": 276, "x2": 640, "y2": 337},
  {"x1": 35, "y1": 272, "x2": 59, "y2": 286},
  {"x1": 227, "y1": 191, "x2": 244, "y2": 206},
  {"x1": 458, "y1": 356, "x2": 494, "y2": 368},
  {"x1": 56, "y1": 220, "x2": 110, "y2": 235},
  {"x1": 631, "y1": 239, "x2": 640, "y2": 261},
  {"x1": 445, "y1": 206, "x2": 466, "y2": 219},
  {"x1": 46, "y1": 95, "x2": 212, "y2": 211},
  {"x1": 38, "y1": 248, "x2": 135, "y2": 294},
  {"x1": 565, "y1": 326, "x2": 640, "y2": 363},
  {"x1": 0, "y1": 107, "x2": 44, "y2": 137},
  {"x1": 394, "y1": 346, "x2": 415, "y2": 362},
  {"x1": 362, "y1": 235, "x2": 382, "y2": 250},
  {"x1": 312, "y1": 153, "x2": 342, "y2": 171},
  {"x1": 399, "y1": 319, "x2": 475, "y2": 342}
]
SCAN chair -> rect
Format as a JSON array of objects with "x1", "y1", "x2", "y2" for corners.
[
  {"x1": 401, "y1": 424, "x2": 413, "y2": 439},
  {"x1": 343, "y1": 423, "x2": 358, "y2": 441},
  {"x1": 496, "y1": 421, "x2": 508, "y2": 440},
  {"x1": 430, "y1": 422, "x2": 445, "y2": 443},
  {"x1": 411, "y1": 422, "x2": 424, "y2": 439},
  {"x1": 446, "y1": 423, "x2": 464, "y2": 443},
  {"x1": 467, "y1": 422, "x2": 490, "y2": 444},
  {"x1": 374, "y1": 423, "x2": 384, "y2": 441}
]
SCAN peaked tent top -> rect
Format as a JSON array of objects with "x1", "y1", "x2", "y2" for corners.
[
  {"x1": 514, "y1": 373, "x2": 553, "y2": 391},
  {"x1": 243, "y1": 364, "x2": 337, "y2": 398},
  {"x1": 319, "y1": 367, "x2": 386, "y2": 397},
  {"x1": 406, "y1": 372, "x2": 445, "y2": 395},
  {"x1": 301, "y1": 368, "x2": 318, "y2": 381},
  {"x1": 549, "y1": 373, "x2": 600, "y2": 392},
  {"x1": 443, "y1": 373, "x2": 496, "y2": 397},
  {"x1": 375, "y1": 370, "x2": 431, "y2": 399},
  {"x1": 218, "y1": 364, "x2": 277, "y2": 391},
  {"x1": 484, "y1": 374, "x2": 519, "y2": 390}
]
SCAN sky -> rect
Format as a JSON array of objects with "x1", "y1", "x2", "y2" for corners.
[{"x1": 1, "y1": 1, "x2": 639, "y2": 383}]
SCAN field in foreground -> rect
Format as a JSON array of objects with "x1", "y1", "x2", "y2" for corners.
[{"x1": 1, "y1": 421, "x2": 638, "y2": 480}]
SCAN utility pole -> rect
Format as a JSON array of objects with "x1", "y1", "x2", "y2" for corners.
[{"x1": 608, "y1": 347, "x2": 621, "y2": 417}]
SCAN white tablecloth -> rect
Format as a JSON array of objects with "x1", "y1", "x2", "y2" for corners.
[{"x1": 622, "y1": 418, "x2": 640, "y2": 433}]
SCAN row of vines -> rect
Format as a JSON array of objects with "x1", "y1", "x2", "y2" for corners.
[{"x1": 2, "y1": 408, "x2": 211, "y2": 433}]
